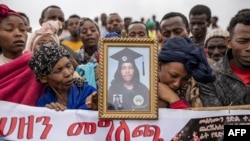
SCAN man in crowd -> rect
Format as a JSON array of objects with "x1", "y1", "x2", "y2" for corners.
[{"x1": 199, "y1": 10, "x2": 250, "y2": 106}]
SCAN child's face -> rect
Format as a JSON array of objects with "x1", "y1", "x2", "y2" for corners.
[{"x1": 0, "y1": 15, "x2": 27, "y2": 58}]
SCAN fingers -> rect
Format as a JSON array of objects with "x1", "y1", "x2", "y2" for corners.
[
  {"x1": 158, "y1": 82, "x2": 180, "y2": 104},
  {"x1": 86, "y1": 91, "x2": 98, "y2": 110},
  {"x1": 45, "y1": 102, "x2": 67, "y2": 111}
]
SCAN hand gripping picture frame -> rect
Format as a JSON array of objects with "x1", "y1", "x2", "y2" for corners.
[{"x1": 98, "y1": 38, "x2": 158, "y2": 120}]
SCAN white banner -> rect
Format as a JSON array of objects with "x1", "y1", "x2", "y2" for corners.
[{"x1": 0, "y1": 101, "x2": 250, "y2": 141}]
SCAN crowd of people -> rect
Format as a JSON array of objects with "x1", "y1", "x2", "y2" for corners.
[{"x1": 1, "y1": 3, "x2": 250, "y2": 113}]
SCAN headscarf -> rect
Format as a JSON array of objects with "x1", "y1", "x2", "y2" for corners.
[
  {"x1": 158, "y1": 37, "x2": 216, "y2": 84},
  {"x1": 204, "y1": 28, "x2": 229, "y2": 47},
  {"x1": 146, "y1": 21, "x2": 156, "y2": 29},
  {"x1": 0, "y1": 4, "x2": 22, "y2": 23},
  {"x1": 28, "y1": 20, "x2": 62, "y2": 51},
  {"x1": 29, "y1": 42, "x2": 69, "y2": 81}
]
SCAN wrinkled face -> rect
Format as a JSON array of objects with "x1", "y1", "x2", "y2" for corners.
[
  {"x1": 40, "y1": 7, "x2": 64, "y2": 35},
  {"x1": 79, "y1": 20, "x2": 100, "y2": 47},
  {"x1": 229, "y1": 23, "x2": 250, "y2": 69},
  {"x1": 67, "y1": 17, "x2": 80, "y2": 36},
  {"x1": 158, "y1": 62, "x2": 190, "y2": 91},
  {"x1": 189, "y1": 14, "x2": 209, "y2": 38},
  {"x1": 206, "y1": 37, "x2": 227, "y2": 62},
  {"x1": 160, "y1": 16, "x2": 189, "y2": 44},
  {"x1": 107, "y1": 14, "x2": 123, "y2": 34},
  {"x1": 127, "y1": 23, "x2": 148, "y2": 38},
  {"x1": 42, "y1": 57, "x2": 74, "y2": 92},
  {"x1": 0, "y1": 15, "x2": 27, "y2": 59},
  {"x1": 34, "y1": 36, "x2": 55, "y2": 51},
  {"x1": 121, "y1": 62, "x2": 134, "y2": 82}
]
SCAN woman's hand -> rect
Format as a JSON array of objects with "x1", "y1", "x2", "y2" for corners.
[
  {"x1": 158, "y1": 82, "x2": 181, "y2": 104},
  {"x1": 86, "y1": 91, "x2": 98, "y2": 110},
  {"x1": 45, "y1": 102, "x2": 67, "y2": 111}
]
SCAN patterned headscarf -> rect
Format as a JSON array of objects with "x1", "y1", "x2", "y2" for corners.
[
  {"x1": 158, "y1": 37, "x2": 216, "y2": 84},
  {"x1": 28, "y1": 20, "x2": 62, "y2": 51},
  {"x1": 29, "y1": 42, "x2": 70, "y2": 81},
  {"x1": 0, "y1": 4, "x2": 22, "y2": 23}
]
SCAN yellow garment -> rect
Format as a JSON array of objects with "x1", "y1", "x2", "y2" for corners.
[
  {"x1": 148, "y1": 30, "x2": 157, "y2": 39},
  {"x1": 61, "y1": 40, "x2": 83, "y2": 52}
]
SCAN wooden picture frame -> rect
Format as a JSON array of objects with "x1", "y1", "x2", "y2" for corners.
[{"x1": 98, "y1": 38, "x2": 158, "y2": 120}]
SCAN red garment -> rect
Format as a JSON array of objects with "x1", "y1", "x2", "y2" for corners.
[
  {"x1": 0, "y1": 52, "x2": 45, "y2": 106},
  {"x1": 230, "y1": 64, "x2": 250, "y2": 85},
  {"x1": 203, "y1": 46, "x2": 210, "y2": 58},
  {"x1": 170, "y1": 100, "x2": 189, "y2": 109}
]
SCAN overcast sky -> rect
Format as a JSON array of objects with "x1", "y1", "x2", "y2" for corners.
[{"x1": 2, "y1": 0, "x2": 250, "y2": 30}]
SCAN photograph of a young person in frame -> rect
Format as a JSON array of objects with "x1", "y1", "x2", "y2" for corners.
[{"x1": 107, "y1": 47, "x2": 149, "y2": 111}]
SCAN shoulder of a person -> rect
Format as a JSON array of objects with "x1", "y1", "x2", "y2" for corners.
[{"x1": 60, "y1": 36, "x2": 71, "y2": 42}]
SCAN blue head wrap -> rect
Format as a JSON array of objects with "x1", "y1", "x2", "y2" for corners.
[
  {"x1": 104, "y1": 32, "x2": 121, "y2": 38},
  {"x1": 158, "y1": 37, "x2": 216, "y2": 84}
]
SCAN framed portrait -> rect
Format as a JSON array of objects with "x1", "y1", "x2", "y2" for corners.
[{"x1": 98, "y1": 38, "x2": 158, "y2": 120}]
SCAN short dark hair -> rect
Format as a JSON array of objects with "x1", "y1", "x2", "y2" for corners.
[
  {"x1": 160, "y1": 12, "x2": 189, "y2": 29},
  {"x1": 108, "y1": 13, "x2": 122, "y2": 21},
  {"x1": 227, "y1": 10, "x2": 250, "y2": 38},
  {"x1": 40, "y1": 5, "x2": 61, "y2": 19},
  {"x1": 68, "y1": 14, "x2": 80, "y2": 19},
  {"x1": 128, "y1": 21, "x2": 148, "y2": 36},
  {"x1": 189, "y1": 4, "x2": 211, "y2": 23},
  {"x1": 18, "y1": 12, "x2": 30, "y2": 25},
  {"x1": 78, "y1": 18, "x2": 100, "y2": 34},
  {"x1": 212, "y1": 16, "x2": 218, "y2": 21},
  {"x1": 236, "y1": 8, "x2": 250, "y2": 15}
]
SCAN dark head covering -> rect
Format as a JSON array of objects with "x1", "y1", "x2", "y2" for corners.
[
  {"x1": 104, "y1": 32, "x2": 121, "y2": 38},
  {"x1": 110, "y1": 47, "x2": 144, "y2": 86},
  {"x1": 110, "y1": 47, "x2": 142, "y2": 64},
  {"x1": 0, "y1": 4, "x2": 22, "y2": 23},
  {"x1": 158, "y1": 37, "x2": 216, "y2": 84},
  {"x1": 111, "y1": 47, "x2": 145, "y2": 75},
  {"x1": 29, "y1": 42, "x2": 70, "y2": 81}
]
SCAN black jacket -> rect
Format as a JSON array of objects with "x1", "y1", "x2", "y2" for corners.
[{"x1": 199, "y1": 49, "x2": 250, "y2": 106}]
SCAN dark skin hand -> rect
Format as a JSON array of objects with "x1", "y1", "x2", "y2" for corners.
[
  {"x1": 158, "y1": 82, "x2": 181, "y2": 108},
  {"x1": 45, "y1": 102, "x2": 67, "y2": 111},
  {"x1": 86, "y1": 91, "x2": 98, "y2": 110}
]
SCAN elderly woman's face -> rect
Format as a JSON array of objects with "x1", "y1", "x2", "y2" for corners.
[
  {"x1": 158, "y1": 62, "x2": 190, "y2": 91},
  {"x1": 44, "y1": 56, "x2": 74, "y2": 92},
  {"x1": 121, "y1": 62, "x2": 134, "y2": 82}
]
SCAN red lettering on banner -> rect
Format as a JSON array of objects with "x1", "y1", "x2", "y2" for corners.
[
  {"x1": 115, "y1": 120, "x2": 130, "y2": 141},
  {"x1": 98, "y1": 120, "x2": 114, "y2": 141},
  {"x1": 0, "y1": 117, "x2": 17, "y2": 137},
  {"x1": 132, "y1": 125, "x2": 164, "y2": 141},
  {"x1": 36, "y1": 116, "x2": 52, "y2": 139},
  {"x1": 67, "y1": 122, "x2": 96, "y2": 136},
  {"x1": 18, "y1": 116, "x2": 34, "y2": 139},
  {"x1": 0, "y1": 116, "x2": 52, "y2": 140}
]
